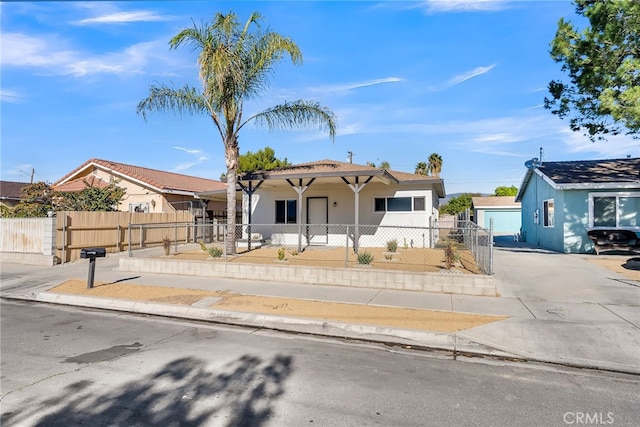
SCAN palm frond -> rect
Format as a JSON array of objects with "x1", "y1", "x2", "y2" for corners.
[
  {"x1": 136, "y1": 84, "x2": 211, "y2": 121},
  {"x1": 248, "y1": 100, "x2": 336, "y2": 141}
]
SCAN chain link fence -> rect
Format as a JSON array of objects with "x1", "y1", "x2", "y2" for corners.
[{"x1": 128, "y1": 221, "x2": 493, "y2": 275}]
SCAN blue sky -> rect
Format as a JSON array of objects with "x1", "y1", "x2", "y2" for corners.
[{"x1": 2, "y1": 1, "x2": 639, "y2": 195}]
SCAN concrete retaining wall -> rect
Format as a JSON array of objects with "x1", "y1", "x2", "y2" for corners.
[{"x1": 119, "y1": 258, "x2": 497, "y2": 296}]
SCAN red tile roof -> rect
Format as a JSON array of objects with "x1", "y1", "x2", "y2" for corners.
[{"x1": 53, "y1": 159, "x2": 226, "y2": 194}]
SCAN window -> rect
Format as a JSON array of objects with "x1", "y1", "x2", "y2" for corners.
[
  {"x1": 129, "y1": 203, "x2": 149, "y2": 213},
  {"x1": 543, "y1": 199, "x2": 554, "y2": 227},
  {"x1": 591, "y1": 193, "x2": 640, "y2": 228},
  {"x1": 374, "y1": 196, "x2": 425, "y2": 212},
  {"x1": 275, "y1": 200, "x2": 297, "y2": 224}
]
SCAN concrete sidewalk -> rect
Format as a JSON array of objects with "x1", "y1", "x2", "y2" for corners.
[{"x1": 1, "y1": 244, "x2": 639, "y2": 374}]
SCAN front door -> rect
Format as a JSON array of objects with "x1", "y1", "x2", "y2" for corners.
[{"x1": 306, "y1": 197, "x2": 328, "y2": 245}]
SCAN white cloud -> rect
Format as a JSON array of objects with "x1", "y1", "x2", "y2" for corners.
[
  {"x1": 74, "y1": 11, "x2": 167, "y2": 25},
  {"x1": 173, "y1": 156, "x2": 208, "y2": 172},
  {"x1": 173, "y1": 146, "x2": 202, "y2": 155},
  {"x1": 429, "y1": 64, "x2": 496, "y2": 91},
  {"x1": 422, "y1": 0, "x2": 510, "y2": 13},
  {"x1": 1, "y1": 32, "x2": 170, "y2": 77},
  {"x1": 559, "y1": 129, "x2": 640, "y2": 158},
  {"x1": 309, "y1": 77, "x2": 404, "y2": 94},
  {"x1": 0, "y1": 89, "x2": 24, "y2": 103}
]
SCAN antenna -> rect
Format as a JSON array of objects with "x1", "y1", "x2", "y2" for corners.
[
  {"x1": 539, "y1": 147, "x2": 544, "y2": 163},
  {"x1": 347, "y1": 151, "x2": 354, "y2": 164}
]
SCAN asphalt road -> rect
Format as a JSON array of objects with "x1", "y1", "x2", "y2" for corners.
[{"x1": 1, "y1": 300, "x2": 638, "y2": 427}]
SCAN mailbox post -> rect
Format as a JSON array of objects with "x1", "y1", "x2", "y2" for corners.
[{"x1": 80, "y1": 248, "x2": 106, "y2": 289}]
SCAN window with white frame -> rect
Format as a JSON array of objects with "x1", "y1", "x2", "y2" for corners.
[
  {"x1": 275, "y1": 199, "x2": 297, "y2": 224},
  {"x1": 543, "y1": 199, "x2": 554, "y2": 227},
  {"x1": 374, "y1": 196, "x2": 425, "y2": 212},
  {"x1": 590, "y1": 192, "x2": 640, "y2": 228}
]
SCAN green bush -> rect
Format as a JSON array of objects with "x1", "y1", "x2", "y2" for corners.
[
  {"x1": 386, "y1": 239, "x2": 398, "y2": 253},
  {"x1": 357, "y1": 251, "x2": 374, "y2": 265},
  {"x1": 207, "y1": 246, "x2": 223, "y2": 258},
  {"x1": 277, "y1": 247, "x2": 286, "y2": 261}
]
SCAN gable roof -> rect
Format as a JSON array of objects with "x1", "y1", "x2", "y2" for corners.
[
  {"x1": 53, "y1": 175, "x2": 110, "y2": 192},
  {"x1": 516, "y1": 157, "x2": 640, "y2": 201},
  {"x1": 0, "y1": 181, "x2": 30, "y2": 201},
  {"x1": 472, "y1": 196, "x2": 520, "y2": 208},
  {"x1": 235, "y1": 159, "x2": 446, "y2": 197},
  {"x1": 53, "y1": 159, "x2": 226, "y2": 195}
]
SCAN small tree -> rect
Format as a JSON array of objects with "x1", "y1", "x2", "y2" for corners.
[
  {"x1": 439, "y1": 193, "x2": 482, "y2": 216},
  {"x1": 237, "y1": 146, "x2": 291, "y2": 174},
  {"x1": 493, "y1": 186, "x2": 518, "y2": 197}
]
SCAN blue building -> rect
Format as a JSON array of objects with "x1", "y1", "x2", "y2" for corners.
[
  {"x1": 471, "y1": 196, "x2": 521, "y2": 236},
  {"x1": 515, "y1": 158, "x2": 640, "y2": 253}
]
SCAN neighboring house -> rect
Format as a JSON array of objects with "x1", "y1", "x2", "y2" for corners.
[
  {"x1": 515, "y1": 157, "x2": 640, "y2": 253},
  {"x1": 200, "y1": 159, "x2": 445, "y2": 248},
  {"x1": 52, "y1": 159, "x2": 228, "y2": 218},
  {"x1": 0, "y1": 181, "x2": 30, "y2": 210},
  {"x1": 471, "y1": 196, "x2": 521, "y2": 236}
]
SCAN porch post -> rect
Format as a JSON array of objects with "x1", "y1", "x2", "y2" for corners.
[
  {"x1": 286, "y1": 178, "x2": 315, "y2": 252},
  {"x1": 341, "y1": 176, "x2": 373, "y2": 253},
  {"x1": 237, "y1": 180, "x2": 263, "y2": 251}
]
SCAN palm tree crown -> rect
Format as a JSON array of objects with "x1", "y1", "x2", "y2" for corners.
[
  {"x1": 137, "y1": 11, "x2": 336, "y2": 253},
  {"x1": 427, "y1": 153, "x2": 443, "y2": 177}
]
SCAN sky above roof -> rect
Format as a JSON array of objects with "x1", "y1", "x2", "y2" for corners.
[{"x1": 2, "y1": 0, "x2": 639, "y2": 196}]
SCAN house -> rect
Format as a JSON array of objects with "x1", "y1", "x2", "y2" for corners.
[
  {"x1": 471, "y1": 196, "x2": 521, "y2": 236},
  {"x1": 515, "y1": 157, "x2": 640, "y2": 253},
  {"x1": 0, "y1": 181, "x2": 30, "y2": 210},
  {"x1": 199, "y1": 159, "x2": 445, "y2": 249},
  {"x1": 52, "y1": 159, "x2": 229, "y2": 219}
]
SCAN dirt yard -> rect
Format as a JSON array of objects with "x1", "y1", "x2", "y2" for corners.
[
  {"x1": 170, "y1": 245, "x2": 483, "y2": 274},
  {"x1": 49, "y1": 280, "x2": 506, "y2": 333},
  {"x1": 583, "y1": 254, "x2": 640, "y2": 281}
]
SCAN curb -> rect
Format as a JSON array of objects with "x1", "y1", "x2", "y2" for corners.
[{"x1": 8, "y1": 292, "x2": 518, "y2": 360}]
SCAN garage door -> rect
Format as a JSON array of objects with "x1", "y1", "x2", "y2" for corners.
[{"x1": 484, "y1": 210, "x2": 521, "y2": 234}]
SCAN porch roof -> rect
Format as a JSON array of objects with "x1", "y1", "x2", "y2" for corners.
[{"x1": 238, "y1": 159, "x2": 399, "y2": 184}]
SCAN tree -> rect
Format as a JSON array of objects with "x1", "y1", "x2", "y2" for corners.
[
  {"x1": 379, "y1": 160, "x2": 390, "y2": 170},
  {"x1": 414, "y1": 162, "x2": 428, "y2": 175},
  {"x1": 9, "y1": 182, "x2": 54, "y2": 217},
  {"x1": 493, "y1": 186, "x2": 518, "y2": 197},
  {"x1": 545, "y1": 0, "x2": 640, "y2": 141},
  {"x1": 57, "y1": 182, "x2": 126, "y2": 211},
  {"x1": 237, "y1": 146, "x2": 291, "y2": 174},
  {"x1": 137, "y1": 12, "x2": 336, "y2": 254},
  {"x1": 427, "y1": 153, "x2": 443, "y2": 177},
  {"x1": 439, "y1": 193, "x2": 482, "y2": 216}
]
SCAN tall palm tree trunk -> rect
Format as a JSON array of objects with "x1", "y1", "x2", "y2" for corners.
[{"x1": 225, "y1": 141, "x2": 239, "y2": 255}]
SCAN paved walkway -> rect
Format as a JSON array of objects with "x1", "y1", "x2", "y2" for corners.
[{"x1": 1, "y1": 240, "x2": 639, "y2": 374}]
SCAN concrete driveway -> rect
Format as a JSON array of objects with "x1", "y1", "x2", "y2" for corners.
[{"x1": 492, "y1": 236, "x2": 640, "y2": 306}]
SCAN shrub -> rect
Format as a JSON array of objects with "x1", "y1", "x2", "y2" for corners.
[
  {"x1": 207, "y1": 246, "x2": 223, "y2": 258},
  {"x1": 384, "y1": 253, "x2": 394, "y2": 260},
  {"x1": 357, "y1": 251, "x2": 374, "y2": 265},
  {"x1": 386, "y1": 239, "x2": 398, "y2": 253},
  {"x1": 289, "y1": 249, "x2": 299, "y2": 256},
  {"x1": 162, "y1": 237, "x2": 171, "y2": 256},
  {"x1": 444, "y1": 243, "x2": 460, "y2": 270},
  {"x1": 277, "y1": 247, "x2": 286, "y2": 261}
]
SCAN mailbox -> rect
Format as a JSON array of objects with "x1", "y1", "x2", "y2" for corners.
[
  {"x1": 80, "y1": 247, "x2": 106, "y2": 289},
  {"x1": 80, "y1": 248, "x2": 106, "y2": 259}
]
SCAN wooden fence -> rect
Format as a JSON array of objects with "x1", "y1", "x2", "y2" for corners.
[{"x1": 56, "y1": 211, "x2": 194, "y2": 263}]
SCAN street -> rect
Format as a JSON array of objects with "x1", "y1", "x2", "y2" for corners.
[{"x1": 1, "y1": 300, "x2": 638, "y2": 426}]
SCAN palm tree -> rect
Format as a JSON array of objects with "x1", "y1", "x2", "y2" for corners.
[
  {"x1": 427, "y1": 153, "x2": 443, "y2": 177},
  {"x1": 414, "y1": 161, "x2": 428, "y2": 175},
  {"x1": 137, "y1": 11, "x2": 336, "y2": 254}
]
